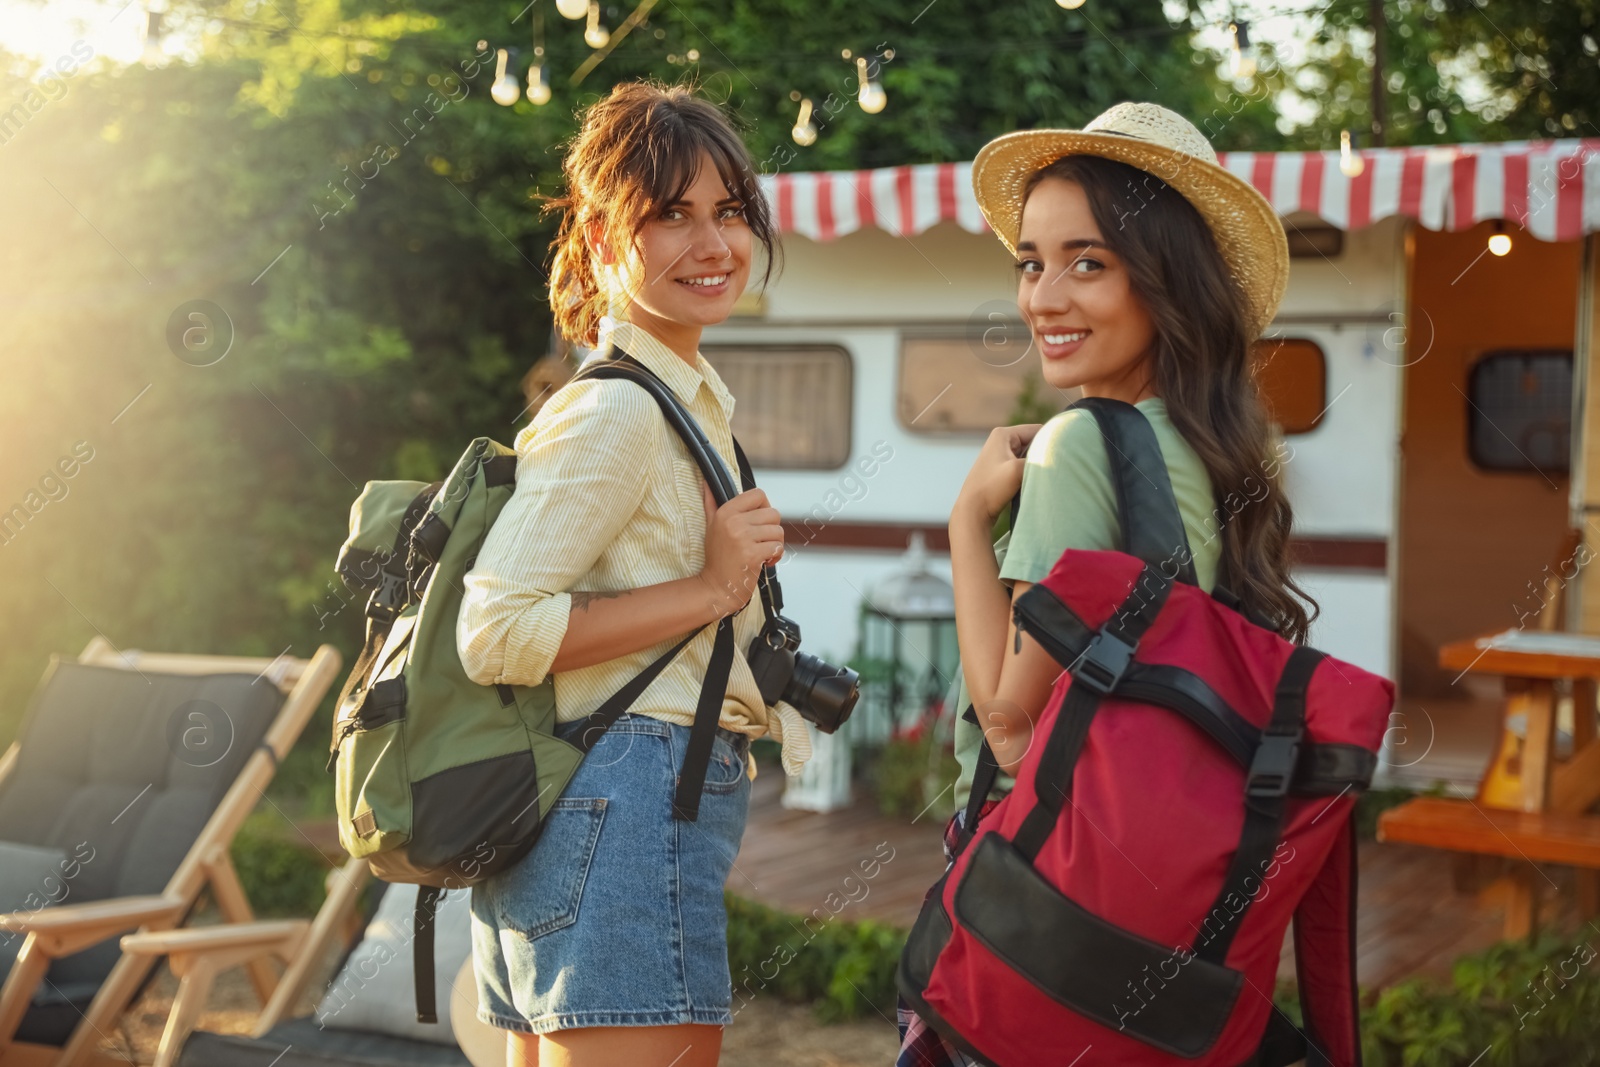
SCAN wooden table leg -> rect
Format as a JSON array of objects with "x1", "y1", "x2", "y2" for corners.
[
  {"x1": 1514, "y1": 680, "x2": 1557, "y2": 814},
  {"x1": 1579, "y1": 869, "x2": 1600, "y2": 921},
  {"x1": 1502, "y1": 868, "x2": 1539, "y2": 941},
  {"x1": 1575, "y1": 679, "x2": 1597, "y2": 752}
]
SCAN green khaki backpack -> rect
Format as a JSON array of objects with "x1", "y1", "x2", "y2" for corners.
[{"x1": 327, "y1": 354, "x2": 761, "y2": 1022}]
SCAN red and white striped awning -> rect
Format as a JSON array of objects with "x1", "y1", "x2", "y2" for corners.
[{"x1": 759, "y1": 138, "x2": 1600, "y2": 244}]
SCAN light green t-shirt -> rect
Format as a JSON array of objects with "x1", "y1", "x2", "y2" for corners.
[{"x1": 950, "y1": 397, "x2": 1221, "y2": 809}]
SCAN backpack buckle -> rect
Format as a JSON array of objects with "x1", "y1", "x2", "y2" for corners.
[
  {"x1": 1072, "y1": 630, "x2": 1136, "y2": 695},
  {"x1": 1246, "y1": 727, "x2": 1303, "y2": 798},
  {"x1": 366, "y1": 570, "x2": 409, "y2": 625}
]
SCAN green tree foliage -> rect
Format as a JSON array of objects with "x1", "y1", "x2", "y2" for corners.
[
  {"x1": 1429, "y1": 0, "x2": 1600, "y2": 139},
  {"x1": 1279, "y1": 0, "x2": 1599, "y2": 147}
]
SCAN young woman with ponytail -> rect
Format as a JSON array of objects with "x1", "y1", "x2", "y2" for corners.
[{"x1": 457, "y1": 82, "x2": 806, "y2": 1067}]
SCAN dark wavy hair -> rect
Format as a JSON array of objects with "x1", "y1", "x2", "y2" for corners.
[
  {"x1": 545, "y1": 81, "x2": 778, "y2": 347},
  {"x1": 1024, "y1": 154, "x2": 1318, "y2": 642}
]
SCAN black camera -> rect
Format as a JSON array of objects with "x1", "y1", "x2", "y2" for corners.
[{"x1": 746, "y1": 615, "x2": 860, "y2": 734}]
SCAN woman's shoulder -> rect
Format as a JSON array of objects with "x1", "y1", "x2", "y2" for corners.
[
  {"x1": 1030, "y1": 398, "x2": 1193, "y2": 466},
  {"x1": 1027, "y1": 406, "x2": 1111, "y2": 472},
  {"x1": 512, "y1": 373, "x2": 668, "y2": 454},
  {"x1": 1030, "y1": 404, "x2": 1107, "y2": 454}
]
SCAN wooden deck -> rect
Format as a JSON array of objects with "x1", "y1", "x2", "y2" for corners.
[{"x1": 731, "y1": 771, "x2": 1585, "y2": 991}]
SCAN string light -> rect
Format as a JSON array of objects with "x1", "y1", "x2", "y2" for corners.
[
  {"x1": 791, "y1": 97, "x2": 817, "y2": 145},
  {"x1": 555, "y1": 0, "x2": 588, "y2": 19},
  {"x1": 1228, "y1": 20, "x2": 1255, "y2": 78},
  {"x1": 1488, "y1": 220, "x2": 1512, "y2": 256},
  {"x1": 584, "y1": 2, "x2": 610, "y2": 49},
  {"x1": 141, "y1": 1, "x2": 167, "y2": 67},
  {"x1": 1338, "y1": 129, "x2": 1364, "y2": 178},
  {"x1": 526, "y1": 12, "x2": 551, "y2": 107},
  {"x1": 491, "y1": 47, "x2": 520, "y2": 106},
  {"x1": 855, "y1": 56, "x2": 886, "y2": 114},
  {"x1": 527, "y1": 50, "x2": 551, "y2": 105}
]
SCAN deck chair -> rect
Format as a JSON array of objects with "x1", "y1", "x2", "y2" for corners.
[
  {"x1": 126, "y1": 858, "x2": 476, "y2": 1067},
  {"x1": 0, "y1": 637, "x2": 341, "y2": 1067}
]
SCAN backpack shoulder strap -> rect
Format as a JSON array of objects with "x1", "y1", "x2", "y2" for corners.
[
  {"x1": 732, "y1": 436, "x2": 755, "y2": 493},
  {"x1": 1068, "y1": 396, "x2": 1198, "y2": 586},
  {"x1": 579, "y1": 354, "x2": 785, "y2": 618},
  {"x1": 575, "y1": 354, "x2": 740, "y2": 503},
  {"x1": 567, "y1": 352, "x2": 757, "y2": 823}
]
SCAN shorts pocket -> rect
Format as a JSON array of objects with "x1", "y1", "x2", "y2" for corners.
[
  {"x1": 494, "y1": 797, "x2": 607, "y2": 940},
  {"x1": 701, "y1": 734, "x2": 748, "y2": 795}
]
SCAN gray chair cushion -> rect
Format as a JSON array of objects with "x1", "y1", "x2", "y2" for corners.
[
  {"x1": 315, "y1": 886, "x2": 474, "y2": 1047},
  {"x1": 177, "y1": 1017, "x2": 472, "y2": 1067},
  {"x1": 0, "y1": 841, "x2": 69, "y2": 977},
  {"x1": 0, "y1": 656, "x2": 285, "y2": 1042}
]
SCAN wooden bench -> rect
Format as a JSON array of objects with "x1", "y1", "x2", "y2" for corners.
[{"x1": 1378, "y1": 797, "x2": 1600, "y2": 936}]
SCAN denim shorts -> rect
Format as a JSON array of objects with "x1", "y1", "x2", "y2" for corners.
[{"x1": 469, "y1": 713, "x2": 752, "y2": 1034}]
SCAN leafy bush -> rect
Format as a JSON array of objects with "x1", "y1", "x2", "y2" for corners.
[
  {"x1": 230, "y1": 811, "x2": 330, "y2": 917},
  {"x1": 1360, "y1": 933, "x2": 1600, "y2": 1067},
  {"x1": 726, "y1": 892, "x2": 907, "y2": 1023},
  {"x1": 869, "y1": 732, "x2": 961, "y2": 822}
]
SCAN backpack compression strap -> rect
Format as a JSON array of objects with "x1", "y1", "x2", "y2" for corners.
[{"x1": 414, "y1": 885, "x2": 443, "y2": 1024}]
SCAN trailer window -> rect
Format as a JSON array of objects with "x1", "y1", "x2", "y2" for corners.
[
  {"x1": 898, "y1": 334, "x2": 1080, "y2": 434},
  {"x1": 1251, "y1": 338, "x2": 1327, "y2": 435},
  {"x1": 701, "y1": 345, "x2": 853, "y2": 469},
  {"x1": 1467, "y1": 350, "x2": 1572, "y2": 475}
]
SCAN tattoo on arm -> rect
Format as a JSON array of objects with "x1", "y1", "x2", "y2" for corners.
[{"x1": 570, "y1": 589, "x2": 629, "y2": 612}]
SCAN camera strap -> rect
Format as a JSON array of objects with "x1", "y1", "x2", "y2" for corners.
[{"x1": 731, "y1": 436, "x2": 783, "y2": 624}]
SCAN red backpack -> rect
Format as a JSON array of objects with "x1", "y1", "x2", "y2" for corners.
[{"x1": 898, "y1": 398, "x2": 1394, "y2": 1067}]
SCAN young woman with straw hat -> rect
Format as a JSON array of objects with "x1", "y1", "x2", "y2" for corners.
[{"x1": 895, "y1": 101, "x2": 1318, "y2": 1067}]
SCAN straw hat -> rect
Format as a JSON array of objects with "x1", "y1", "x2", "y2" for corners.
[{"x1": 971, "y1": 102, "x2": 1289, "y2": 338}]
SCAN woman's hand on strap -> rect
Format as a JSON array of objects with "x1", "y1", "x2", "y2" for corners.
[
  {"x1": 697, "y1": 481, "x2": 783, "y2": 618},
  {"x1": 954, "y1": 423, "x2": 1042, "y2": 524}
]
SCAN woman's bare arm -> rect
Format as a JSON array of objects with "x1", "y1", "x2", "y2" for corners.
[{"x1": 950, "y1": 497, "x2": 1062, "y2": 775}]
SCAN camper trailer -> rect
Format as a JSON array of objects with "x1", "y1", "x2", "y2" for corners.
[{"x1": 701, "y1": 140, "x2": 1599, "y2": 796}]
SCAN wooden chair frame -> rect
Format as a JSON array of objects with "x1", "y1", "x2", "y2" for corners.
[
  {"x1": 120, "y1": 858, "x2": 371, "y2": 1067},
  {"x1": 0, "y1": 637, "x2": 342, "y2": 1067}
]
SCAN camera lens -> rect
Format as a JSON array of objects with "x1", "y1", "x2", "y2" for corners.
[{"x1": 784, "y1": 654, "x2": 861, "y2": 734}]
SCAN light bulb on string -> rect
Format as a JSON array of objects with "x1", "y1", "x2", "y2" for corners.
[
  {"x1": 527, "y1": 51, "x2": 551, "y2": 105},
  {"x1": 1228, "y1": 20, "x2": 1255, "y2": 79},
  {"x1": 855, "y1": 56, "x2": 886, "y2": 114},
  {"x1": 1055, "y1": 0, "x2": 1088, "y2": 8},
  {"x1": 526, "y1": 14, "x2": 550, "y2": 107},
  {"x1": 1488, "y1": 220, "x2": 1512, "y2": 256},
  {"x1": 491, "y1": 47, "x2": 520, "y2": 106},
  {"x1": 141, "y1": 4, "x2": 166, "y2": 67},
  {"x1": 1338, "y1": 129, "x2": 1364, "y2": 178},
  {"x1": 585, "y1": 2, "x2": 610, "y2": 49},
  {"x1": 555, "y1": 0, "x2": 588, "y2": 19},
  {"x1": 792, "y1": 98, "x2": 817, "y2": 146}
]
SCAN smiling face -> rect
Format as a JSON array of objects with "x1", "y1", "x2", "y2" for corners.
[
  {"x1": 612, "y1": 149, "x2": 752, "y2": 359},
  {"x1": 1014, "y1": 176, "x2": 1158, "y2": 402}
]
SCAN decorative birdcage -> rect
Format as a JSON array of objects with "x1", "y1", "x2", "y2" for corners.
[{"x1": 850, "y1": 531, "x2": 959, "y2": 748}]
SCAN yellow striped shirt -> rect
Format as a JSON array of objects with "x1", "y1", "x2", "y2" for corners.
[{"x1": 456, "y1": 318, "x2": 812, "y2": 776}]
